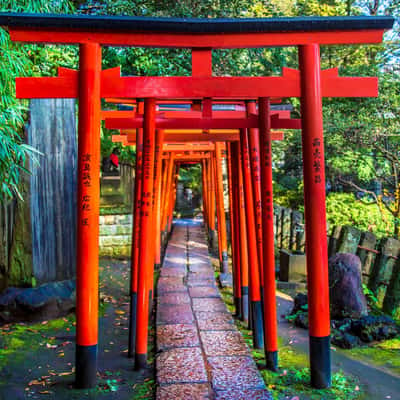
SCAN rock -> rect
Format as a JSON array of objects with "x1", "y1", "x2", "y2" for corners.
[
  {"x1": 332, "y1": 332, "x2": 361, "y2": 349},
  {"x1": 328, "y1": 253, "x2": 368, "y2": 319},
  {"x1": 350, "y1": 315, "x2": 400, "y2": 343},
  {"x1": 291, "y1": 293, "x2": 308, "y2": 314},
  {"x1": 294, "y1": 312, "x2": 308, "y2": 329},
  {"x1": 218, "y1": 273, "x2": 233, "y2": 288},
  {"x1": 0, "y1": 279, "x2": 75, "y2": 323}
]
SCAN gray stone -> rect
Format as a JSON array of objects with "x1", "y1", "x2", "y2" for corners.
[
  {"x1": 279, "y1": 249, "x2": 307, "y2": 282},
  {"x1": 329, "y1": 253, "x2": 368, "y2": 319},
  {"x1": 0, "y1": 279, "x2": 76, "y2": 322}
]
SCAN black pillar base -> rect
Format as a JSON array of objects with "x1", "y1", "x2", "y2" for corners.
[
  {"x1": 234, "y1": 296, "x2": 242, "y2": 320},
  {"x1": 310, "y1": 335, "x2": 331, "y2": 389},
  {"x1": 154, "y1": 263, "x2": 161, "y2": 271},
  {"x1": 251, "y1": 300, "x2": 264, "y2": 349},
  {"x1": 265, "y1": 350, "x2": 278, "y2": 372},
  {"x1": 75, "y1": 344, "x2": 97, "y2": 389},
  {"x1": 128, "y1": 292, "x2": 137, "y2": 358},
  {"x1": 135, "y1": 353, "x2": 147, "y2": 370},
  {"x1": 241, "y1": 287, "x2": 249, "y2": 323}
]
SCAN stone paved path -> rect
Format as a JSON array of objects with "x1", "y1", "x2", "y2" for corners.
[{"x1": 156, "y1": 220, "x2": 271, "y2": 400}]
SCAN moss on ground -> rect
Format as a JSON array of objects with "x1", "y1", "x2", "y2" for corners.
[
  {"x1": 0, "y1": 315, "x2": 75, "y2": 370},
  {"x1": 347, "y1": 337, "x2": 400, "y2": 375},
  {"x1": 219, "y1": 283, "x2": 363, "y2": 400}
]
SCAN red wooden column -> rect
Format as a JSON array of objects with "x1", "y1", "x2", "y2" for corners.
[
  {"x1": 258, "y1": 97, "x2": 279, "y2": 371},
  {"x1": 215, "y1": 143, "x2": 229, "y2": 273},
  {"x1": 128, "y1": 125, "x2": 143, "y2": 358},
  {"x1": 135, "y1": 98, "x2": 157, "y2": 369},
  {"x1": 159, "y1": 158, "x2": 168, "y2": 249},
  {"x1": 201, "y1": 159, "x2": 209, "y2": 229},
  {"x1": 167, "y1": 163, "x2": 178, "y2": 234},
  {"x1": 228, "y1": 143, "x2": 242, "y2": 319},
  {"x1": 75, "y1": 43, "x2": 101, "y2": 389},
  {"x1": 236, "y1": 141, "x2": 249, "y2": 323},
  {"x1": 299, "y1": 44, "x2": 331, "y2": 388},
  {"x1": 240, "y1": 128, "x2": 264, "y2": 349},
  {"x1": 153, "y1": 129, "x2": 165, "y2": 270},
  {"x1": 226, "y1": 143, "x2": 235, "y2": 275},
  {"x1": 162, "y1": 154, "x2": 175, "y2": 237},
  {"x1": 211, "y1": 154, "x2": 222, "y2": 261},
  {"x1": 208, "y1": 157, "x2": 217, "y2": 247},
  {"x1": 246, "y1": 101, "x2": 264, "y2": 283}
]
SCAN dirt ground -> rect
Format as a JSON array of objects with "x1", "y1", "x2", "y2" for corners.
[{"x1": 0, "y1": 259, "x2": 155, "y2": 400}]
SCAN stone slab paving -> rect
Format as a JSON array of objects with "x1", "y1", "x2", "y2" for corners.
[{"x1": 156, "y1": 220, "x2": 272, "y2": 400}]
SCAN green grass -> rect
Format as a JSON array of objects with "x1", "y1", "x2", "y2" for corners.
[
  {"x1": 100, "y1": 205, "x2": 131, "y2": 215},
  {"x1": 132, "y1": 378, "x2": 155, "y2": 399},
  {"x1": 0, "y1": 315, "x2": 75, "y2": 369},
  {"x1": 219, "y1": 285, "x2": 363, "y2": 400},
  {"x1": 347, "y1": 337, "x2": 400, "y2": 375}
]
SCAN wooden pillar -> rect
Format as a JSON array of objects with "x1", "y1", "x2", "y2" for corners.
[
  {"x1": 236, "y1": 141, "x2": 249, "y2": 323},
  {"x1": 75, "y1": 42, "x2": 101, "y2": 389},
  {"x1": 240, "y1": 128, "x2": 264, "y2": 349},
  {"x1": 208, "y1": 156, "x2": 216, "y2": 246},
  {"x1": 246, "y1": 101, "x2": 264, "y2": 284},
  {"x1": 215, "y1": 143, "x2": 229, "y2": 273},
  {"x1": 128, "y1": 125, "x2": 143, "y2": 359},
  {"x1": 162, "y1": 154, "x2": 175, "y2": 237},
  {"x1": 153, "y1": 129, "x2": 165, "y2": 270},
  {"x1": 135, "y1": 98, "x2": 156, "y2": 369},
  {"x1": 228, "y1": 142, "x2": 242, "y2": 319},
  {"x1": 299, "y1": 43, "x2": 331, "y2": 389},
  {"x1": 201, "y1": 159, "x2": 209, "y2": 229},
  {"x1": 259, "y1": 97, "x2": 279, "y2": 371}
]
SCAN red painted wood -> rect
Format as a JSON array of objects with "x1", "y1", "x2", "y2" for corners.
[
  {"x1": 76, "y1": 43, "x2": 101, "y2": 348},
  {"x1": 10, "y1": 27, "x2": 385, "y2": 47},
  {"x1": 246, "y1": 101, "x2": 264, "y2": 283},
  {"x1": 135, "y1": 98, "x2": 157, "y2": 367},
  {"x1": 299, "y1": 44, "x2": 330, "y2": 338},
  {"x1": 259, "y1": 97, "x2": 278, "y2": 354},
  {"x1": 115, "y1": 131, "x2": 284, "y2": 143},
  {"x1": 16, "y1": 69, "x2": 378, "y2": 99},
  {"x1": 240, "y1": 128, "x2": 262, "y2": 303},
  {"x1": 192, "y1": 48, "x2": 212, "y2": 76}
]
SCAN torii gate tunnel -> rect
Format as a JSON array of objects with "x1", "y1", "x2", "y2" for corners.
[{"x1": 0, "y1": 12, "x2": 393, "y2": 390}]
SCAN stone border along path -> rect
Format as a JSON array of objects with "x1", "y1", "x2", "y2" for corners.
[{"x1": 156, "y1": 220, "x2": 272, "y2": 400}]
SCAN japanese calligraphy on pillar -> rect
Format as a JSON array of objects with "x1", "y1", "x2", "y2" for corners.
[
  {"x1": 134, "y1": 139, "x2": 143, "y2": 252},
  {"x1": 262, "y1": 134, "x2": 273, "y2": 221},
  {"x1": 312, "y1": 138, "x2": 322, "y2": 184},
  {"x1": 80, "y1": 153, "x2": 92, "y2": 226},
  {"x1": 250, "y1": 144, "x2": 262, "y2": 246},
  {"x1": 141, "y1": 138, "x2": 152, "y2": 217}
]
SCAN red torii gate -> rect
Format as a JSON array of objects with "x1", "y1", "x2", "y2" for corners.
[
  {"x1": 106, "y1": 103, "x2": 297, "y2": 352},
  {"x1": 0, "y1": 12, "x2": 393, "y2": 390}
]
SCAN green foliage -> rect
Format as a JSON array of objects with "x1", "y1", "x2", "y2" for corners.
[
  {"x1": 363, "y1": 283, "x2": 379, "y2": 306},
  {"x1": 326, "y1": 192, "x2": 395, "y2": 238},
  {"x1": 100, "y1": 127, "x2": 136, "y2": 164},
  {"x1": 178, "y1": 164, "x2": 202, "y2": 195}
]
